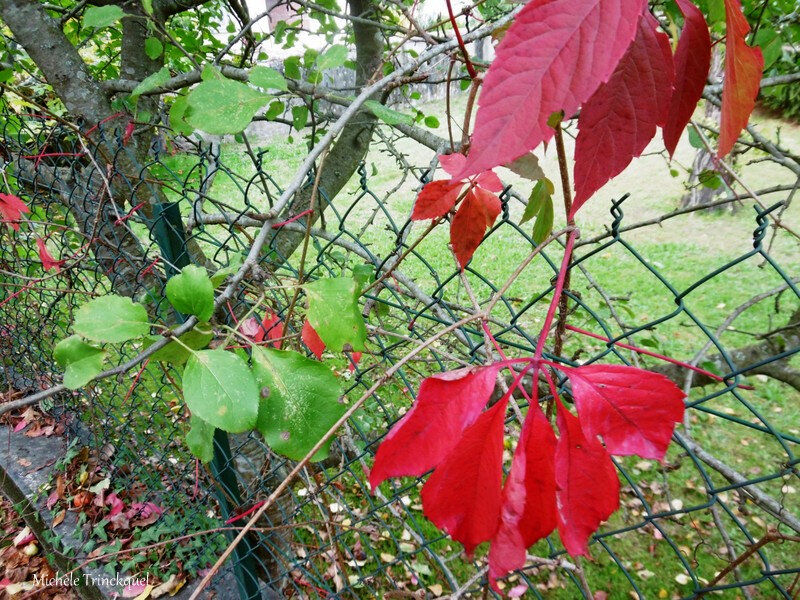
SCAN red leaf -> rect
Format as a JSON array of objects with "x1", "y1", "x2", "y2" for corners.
[
  {"x1": 348, "y1": 350, "x2": 362, "y2": 373},
  {"x1": 473, "y1": 187, "x2": 501, "y2": 227},
  {"x1": 36, "y1": 238, "x2": 65, "y2": 272},
  {"x1": 369, "y1": 365, "x2": 500, "y2": 492},
  {"x1": 0, "y1": 192, "x2": 30, "y2": 231},
  {"x1": 254, "y1": 311, "x2": 283, "y2": 349},
  {"x1": 560, "y1": 364, "x2": 685, "y2": 460},
  {"x1": 663, "y1": 0, "x2": 712, "y2": 158},
  {"x1": 302, "y1": 319, "x2": 325, "y2": 359},
  {"x1": 489, "y1": 404, "x2": 557, "y2": 589},
  {"x1": 555, "y1": 399, "x2": 619, "y2": 557},
  {"x1": 718, "y1": 0, "x2": 763, "y2": 157},
  {"x1": 475, "y1": 171, "x2": 504, "y2": 193},
  {"x1": 123, "y1": 121, "x2": 135, "y2": 145},
  {"x1": 450, "y1": 188, "x2": 491, "y2": 269},
  {"x1": 240, "y1": 317, "x2": 261, "y2": 339},
  {"x1": 421, "y1": 397, "x2": 507, "y2": 557},
  {"x1": 439, "y1": 152, "x2": 467, "y2": 177},
  {"x1": 458, "y1": 0, "x2": 646, "y2": 178},
  {"x1": 572, "y1": 12, "x2": 674, "y2": 214},
  {"x1": 411, "y1": 180, "x2": 462, "y2": 220}
]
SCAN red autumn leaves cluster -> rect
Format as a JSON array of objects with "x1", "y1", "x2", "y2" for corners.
[
  {"x1": 413, "y1": 0, "x2": 764, "y2": 267},
  {"x1": 370, "y1": 361, "x2": 685, "y2": 589}
]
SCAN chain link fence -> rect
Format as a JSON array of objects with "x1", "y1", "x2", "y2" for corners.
[{"x1": 1, "y1": 113, "x2": 798, "y2": 599}]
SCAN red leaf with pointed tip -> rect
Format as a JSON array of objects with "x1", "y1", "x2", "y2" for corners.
[
  {"x1": 0, "y1": 192, "x2": 30, "y2": 231},
  {"x1": 421, "y1": 397, "x2": 508, "y2": 557},
  {"x1": 555, "y1": 399, "x2": 619, "y2": 557},
  {"x1": 37, "y1": 238, "x2": 65, "y2": 272},
  {"x1": 560, "y1": 364, "x2": 685, "y2": 460},
  {"x1": 439, "y1": 152, "x2": 467, "y2": 177},
  {"x1": 663, "y1": 0, "x2": 712, "y2": 158},
  {"x1": 572, "y1": 12, "x2": 674, "y2": 215},
  {"x1": 369, "y1": 365, "x2": 500, "y2": 492},
  {"x1": 411, "y1": 180, "x2": 462, "y2": 221},
  {"x1": 254, "y1": 311, "x2": 283, "y2": 349},
  {"x1": 302, "y1": 318, "x2": 325, "y2": 359},
  {"x1": 473, "y1": 187, "x2": 502, "y2": 227},
  {"x1": 476, "y1": 171, "x2": 504, "y2": 193},
  {"x1": 451, "y1": 188, "x2": 491, "y2": 269},
  {"x1": 458, "y1": 0, "x2": 646, "y2": 178},
  {"x1": 489, "y1": 404, "x2": 557, "y2": 590},
  {"x1": 718, "y1": 0, "x2": 764, "y2": 157}
]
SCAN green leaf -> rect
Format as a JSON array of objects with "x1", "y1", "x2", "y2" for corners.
[
  {"x1": 169, "y1": 95, "x2": 193, "y2": 136},
  {"x1": 145, "y1": 327, "x2": 213, "y2": 365},
  {"x1": 186, "y1": 415, "x2": 215, "y2": 463},
  {"x1": 144, "y1": 37, "x2": 163, "y2": 60},
  {"x1": 84, "y1": 5, "x2": 125, "y2": 28},
  {"x1": 131, "y1": 67, "x2": 170, "y2": 99},
  {"x1": 424, "y1": 115, "x2": 440, "y2": 128},
  {"x1": 352, "y1": 263, "x2": 374, "y2": 289},
  {"x1": 165, "y1": 265, "x2": 214, "y2": 321},
  {"x1": 210, "y1": 255, "x2": 244, "y2": 288},
  {"x1": 186, "y1": 78, "x2": 270, "y2": 134},
  {"x1": 250, "y1": 66, "x2": 288, "y2": 91},
  {"x1": 54, "y1": 335, "x2": 106, "y2": 390},
  {"x1": 304, "y1": 277, "x2": 366, "y2": 352},
  {"x1": 73, "y1": 295, "x2": 150, "y2": 343},
  {"x1": 142, "y1": 0, "x2": 153, "y2": 15},
  {"x1": 520, "y1": 178, "x2": 554, "y2": 225},
  {"x1": 291, "y1": 105, "x2": 308, "y2": 130},
  {"x1": 201, "y1": 64, "x2": 224, "y2": 81},
  {"x1": 183, "y1": 349, "x2": 259, "y2": 433},
  {"x1": 688, "y1": 126, "x2": 704, "y2": 149},
  {"x1": 531, "y1": 194, "x2": 554, "y2": 245},
  {"x1": 316, "y1": 44, "x2": 348, "y2": 71},
  {"x1": 252, "y1": 347, "x2": 344, "y2": 461},
  {"x1": 698, "y1": 169, "x2": 723, "y2": 189},
  {"x1": 283, "y1": 56, "x2": 301, "y2": 79},
  {"x1": 265, "y1": 100, "x2": 285, "y2": 121},
  {"x1": 364, "y1": 100, "x2": 413, "y2": 126}
]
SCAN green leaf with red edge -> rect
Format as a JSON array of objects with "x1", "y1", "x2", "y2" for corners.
[
  {"x1": 559, "y1": 363, "x2": 685, "y2": 460},
  {"x1": 555, "y1": 399, "x2": 619, "y2": 557},
  {"x1": 489, "y1": 403, "x2": 556, "y2": 590},
  {"x1": 718, "y1": 0, "x2": 764, "y2": 157},
  {"x1": 369, "y1": 365, "x2": 500, "y2": 491},
  {"x1": 421, "y1": 397, "x2": 508, "y2": 557}
]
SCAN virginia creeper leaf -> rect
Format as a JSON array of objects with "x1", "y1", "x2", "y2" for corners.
[
  {"x1": 304, "y1": 277, "x2": 366, "y2": 352},
  {"x1": 421, "y1": 398, "x2": 508, "y2": 557},
  {"x1": 663, "y1": 0, "x2": 712, "y2": 157},
  {"x1": 73, "y1": 295, "x2": 150, "y2": 343},
  {"x1": 411, "y1": 180, "x2": 462, "y2": 220},
  {"x1": 560, "y1": 364, "x2": 685, "y2": 460},
  {"x1": 37, "y1": 238, "x2": 65, "y2": 272},
  {"x1": 489, "y1": 404, "x2": 557, "y2": 589},
  {"x1": 0, "y1": 193, "x2": 30, "y2": 231},
  {"x1": 54, "y1": 335, "x2": 106, "y2": 390},
  {"x1": 252, "y1": 347, "x2": 344, "y2": 461},
  {"x1": 369, "y1": 365, "x2": 500, "y2": 491},
  {"x1": 186, "y1": 415, "x2": 215, "y2": 464},
  {"x1": 572, "y1": 12, "x2": 674, "y2": 214},
  {"x1": 555, "y1": 399, "x2": 619, "y2": 557},
  {"x1": 253, "y1": 310, "x2": 283, "y2": 349},
  {"x1": 450, "y1": 188, "x2": 499, "y2": 269},
  {"x1": 458, "y1": 0, "x2": 646, "y2": 178},
  {"x1": 301, "y1": 318, "x2": 325, "y2": 359},
  {"x1": 183, "y1": 349, "x2": 259, "y2": 433},
  {"x1": 718, "y1": 0, "x2": 764, "y2": 157},
  {"x1": 165, "y1": 265, "x2": 215, "y2": 322},
  {"x1": 504, "y1": 153, "x2": 545, "y2": 182}
]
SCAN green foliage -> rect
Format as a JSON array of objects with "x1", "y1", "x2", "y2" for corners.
[
  {"x1": 131, "y1": 67, "x2": 170, "y2": 100},
  {"x1": 304, "y1": 277, "x2": 367, "y2": 352},
  {"x1": 364, "y1": 100, "x2": 414, "y2": 126},
  {"x1": 144, "y1": 37, "x2": 163, "y2": 60},
  {"x1": 54, "y1": 335, "x2": 106, "y2": 389},
  {"x1": 83, "y1": 5, "x2": 125, "y2": 29},
  {"x1": 249, "y1": 66, "x2": 288, "y2": 91},
  {"x1": 165, "y1": 265, "x2": 215, "y2": 322},
  {"x1": 252, "y1": 347, "x2": 344, "y2": 461},
  {"x1": 145, "y1": 327, "x2": 213, "y2": 365},
  {"x1": 73, "y1": 295, "x2": 150, "y2": 343},
  {"x1": 186, "y1": 415, "x2": 215, "y2": 463},
  {"x1": 186, "y1": 77, "x2": 270, "y2": 134},
  {"x1": 182, "y1": 349, "x2": 259, "y2": 433},
  {"x1": 316, "y1": 44, "x2": 348, "y2": 71}
]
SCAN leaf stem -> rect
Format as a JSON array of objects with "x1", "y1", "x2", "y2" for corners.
[{"x1": 445, "y1": 0, "x2": 478, "y2": 80}]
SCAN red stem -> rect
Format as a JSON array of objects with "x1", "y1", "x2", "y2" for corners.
[
  {"x1": 482, "y1": 321, "x2": 533, "y2": 403},
  {"x1": 563, "y1": 325, "x2": 755, "y2": 390},
  {"x1": 534, "y1": 229, "x2": 577, "y2": 360},
  {"x1": 445, "y1": 0, "x2": 478, "y2": 80}
]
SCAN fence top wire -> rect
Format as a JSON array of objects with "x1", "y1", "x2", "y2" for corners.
[{"x1": 0, "y1": 114, "x2": 799, "y2": 599}]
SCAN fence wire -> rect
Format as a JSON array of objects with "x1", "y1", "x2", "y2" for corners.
[{"x1": 1, "y1": 113, "x2": 799, "y2": 599}]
